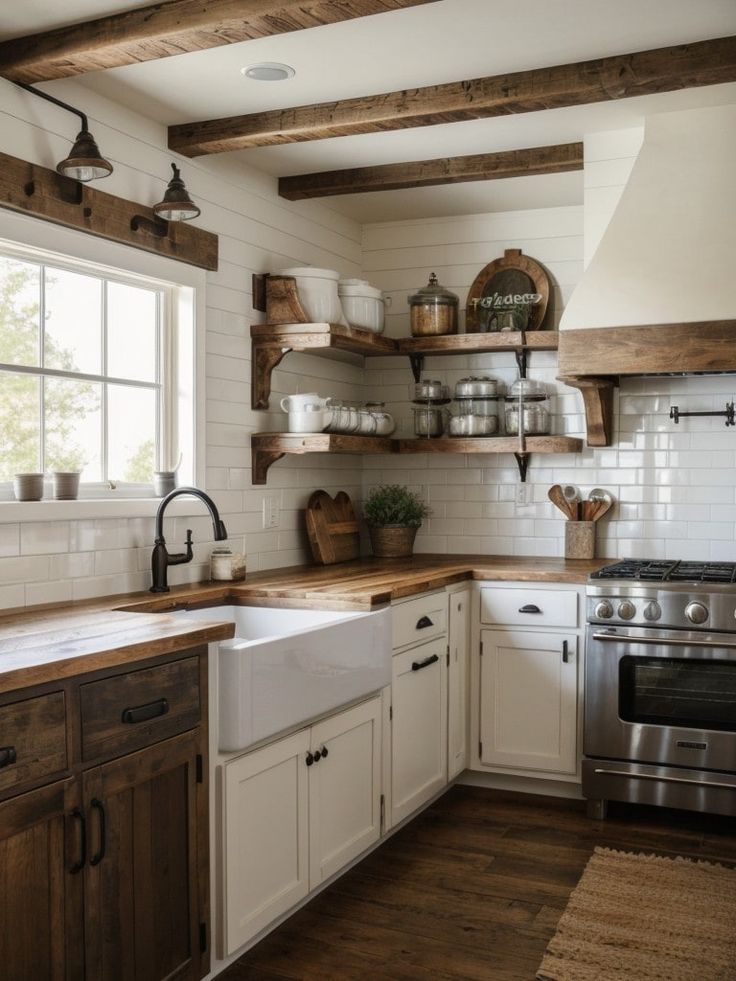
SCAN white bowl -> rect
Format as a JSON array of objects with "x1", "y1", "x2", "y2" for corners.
[
  {"x1": 279, "y1": 267, "x2": 347, "y2": 325},
  {"x1": 338, "y1": 279, "x2": 389, "y2": 333}
]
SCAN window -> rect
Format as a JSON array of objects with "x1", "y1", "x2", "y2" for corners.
[{"x1": 0, "y1": 239, "x2": 196, "y2": 499}]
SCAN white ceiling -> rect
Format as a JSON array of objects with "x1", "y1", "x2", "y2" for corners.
[{"x1": 2, "y1": 0, "x2": 736, "y2": 222}]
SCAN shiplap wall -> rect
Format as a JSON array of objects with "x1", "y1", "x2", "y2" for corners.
[
  {"x1": 0, "y1": 78, "x2": 365, "y2": 608},
  {"x1": 361, "y1": 129, "x2": 736, "y2": 561}
]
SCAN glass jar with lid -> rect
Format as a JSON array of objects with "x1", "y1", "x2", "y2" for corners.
[
  {"x1": 504, "y1": 379, "x2": 551, "y2": 436},
  {"x1": 408, "y1": 273, "x2": 459, "y2": 337}
]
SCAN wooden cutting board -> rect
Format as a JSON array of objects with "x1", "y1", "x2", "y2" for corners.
[{"x1": 305, "y1": 490, "x2": 360, "y2": 565}]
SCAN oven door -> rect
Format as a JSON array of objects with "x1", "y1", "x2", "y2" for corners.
[{"x1": 585, "y1": 625, "x2": 736, "y2": 773}]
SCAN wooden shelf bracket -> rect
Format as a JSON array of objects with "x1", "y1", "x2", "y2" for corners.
[{"x1": 559, "y1": 376, "x2": 616, "y2": 447}]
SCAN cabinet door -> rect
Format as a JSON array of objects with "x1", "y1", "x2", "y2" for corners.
[
  {"x1": 83, "y1": 730, "x2": 205, "y2": 981},
  {"x1": 391, "y1": 637, "x2": 448, "y2": 825},
  {"x1": 479, "y1": 629, "x2": 578, "y2": 774},
  {"x1": 448, "y1": 589, "x2": 470, "y2": 780},
  {"x1": 222, "y1": 728, "x2": 310, "y2": 955},
  {"x1": 308, "y1": 696, "x2": 382, "y2": 890},
  {"x1": 0, "y1": 778, "x2": 82, "y2": 981}
]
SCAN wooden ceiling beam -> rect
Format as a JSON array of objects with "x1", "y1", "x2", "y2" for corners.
[
  {"x1": 169, "y1": 35, "x2": 736, "y2": 156},
  {"x1": 278, "y1": 142, "x2": 584, "y2": 199},
  {"x1": 0, "y1": 0, "x2": 437, "y2": 84}
]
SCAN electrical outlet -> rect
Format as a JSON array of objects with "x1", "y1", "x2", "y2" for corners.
[
  {"x1": 262, "y1": 496, "x2": 280, "y2": 529},
  {"x1": 516, "y1": 483, "x2": 533, "y2": 506}
]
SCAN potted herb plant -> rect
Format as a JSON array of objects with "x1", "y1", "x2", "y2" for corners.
[{"x1": 363, "y1": 484, "x2": 430, "y2": 558}]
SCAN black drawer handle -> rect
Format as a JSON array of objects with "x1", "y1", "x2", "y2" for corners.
[
  {"x1": 0, "y1": 746, "x2": 17, "y2": 768},
  {"x1": 416, "y1": 615, "x2": 434, "y2": 629},
  {"x1": 562, "y1": 640, "x2": 570, "y2": 663},
  {"x1": 121, "y1": 697, "x2": 169, "y2": 725},
  {"x1": 412, "y1": 654, "x2": 439, "y2": 672},
  {"x1": 90, "y1": 799, "x2": 106, "y2": 866},
  {"x1": 519, "y1": 604, "x2": 542, "y2": 614},
  {"x1": 69, "y1": 808, "x2": 86, "y2": 874},
  {"x1": 306, "y1": 752, "x2": 315, "y2": 766}
]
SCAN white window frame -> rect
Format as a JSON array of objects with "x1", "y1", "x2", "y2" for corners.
[{"x1": 0, "y1": 210, "x2": 205, "y2": 522}]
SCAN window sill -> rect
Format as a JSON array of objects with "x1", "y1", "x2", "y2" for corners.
[{"x1": 0, "y1": 498, "x2": 205, "y2": 523}]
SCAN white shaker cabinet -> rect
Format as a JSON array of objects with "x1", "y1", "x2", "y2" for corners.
[
  {"x1": 222, "y1": 695, "x2": 382, "y2": 955},
  {"x1": 222, "y1": 728, "x2": 310, "y2": 955},
  {"x1": 479, "y1": 628, "x2": 578, "y2": 774},
  {"x1": 308, "y1": 696, "x2": 382, "y2": 889},
  {"x1": 448, "y1": 588, "x2": 470, "y2": 780},
  {"x1": 391, "y1": 635, "x2": 448, "y2": 825}
]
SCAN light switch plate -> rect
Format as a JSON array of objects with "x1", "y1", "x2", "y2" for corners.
[
  {"x1": 516, "y1": 484, "x2": 533, "y2": 506},
  {"x1": 263, "y1": 496, "x2": 280, "y2": 529}
]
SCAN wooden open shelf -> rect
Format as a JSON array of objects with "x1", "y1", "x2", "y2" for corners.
[
  {"x1": 251, "y1": 323, "x2": 397, "y2": 409},
  {"x1": 397, "y1": 436, "x2": 582, "y2": 454},
  {"x1": 396, "y1": 330, "x2": 559, "y2": 356},
  {"x1": 398, "y1": 329, "x2": 558, "y2": 381},
  {"x1": 251, "y1": 432, "x2": 583, "y2": 484},
  {"x1": 251, "y1": 432, "x2": 394, "y2": 484}
]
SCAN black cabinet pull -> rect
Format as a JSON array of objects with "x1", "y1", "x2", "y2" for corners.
[
  {"x1": 69, "y1": 808, "x2": 86, "y2": 874},
  {"x1": 412, "y1": 653, "x2": 439, "y2": 672},
  {"x1": 313, "y1": 749, "x2": 322, "y2": 762},
  {"x1": 306, "y1": 752, "x2": 315, "y2": 766},
  {"x1": 416, "y1": 615, "x2": 434, "y2": 629},
  {"x1": 0, "y1": 746, "x2": 17, "y2": 768},
  {"x1": 562, "y1": 640, "x2": 570, "y2": 663},
  {"x1": 519, "y1": 604, "x2": 541, "y2": 614},
  {"x1": 320, "y1": 746, "x2": 328, "y2": 759},
  {"x1": 90, "y1": 799, "x2": 106, "y2": 866},
  {"x1": 121, "y1": 697, "x2": 169, "y2": 725}
]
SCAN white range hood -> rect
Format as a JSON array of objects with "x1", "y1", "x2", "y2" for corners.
[{"x1": 561, "y1": 104, "x2": 736, "y2": 331}]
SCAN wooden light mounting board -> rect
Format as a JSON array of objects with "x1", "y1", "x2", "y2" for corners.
[{"x1": 0, "y1": 151, "x2": 218, "y2": 271}]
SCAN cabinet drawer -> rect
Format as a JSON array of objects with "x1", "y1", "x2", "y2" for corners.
[
  {"x1": 480, "y1": 587, "x2": 578, "y2": 628},
  {"x1": 0, "y1": 692, "x2": 67, "y2": 796},
  {"x1": 80, "y1": 656, "x2": 200, "y2": 761},
  {"x1": 392, "y1": 592, "x2": 447, "y2": 650}
]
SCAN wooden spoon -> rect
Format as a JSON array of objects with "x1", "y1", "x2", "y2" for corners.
[{"x1": 548, "y1": 484, "x2": 575, "y2": 520}]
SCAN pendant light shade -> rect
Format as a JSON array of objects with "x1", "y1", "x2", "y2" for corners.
[
  {"x1": 56, "y1": 127, "x2": 113, "y2": 182},
  {"x1": 152, "y1": 163, "x2": 201, "y2": 222}
]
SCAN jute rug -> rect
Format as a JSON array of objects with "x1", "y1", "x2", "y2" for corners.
[{"x1": 537, "y1": 846, "x2": 736, "y2": 981}]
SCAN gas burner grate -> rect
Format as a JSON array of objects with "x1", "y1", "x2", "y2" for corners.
[{"x1": 590, "y1": 560, "x2": 736, "y2": 583}]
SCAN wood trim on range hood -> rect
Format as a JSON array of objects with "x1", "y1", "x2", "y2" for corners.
[{"x1": 557, "y1": 321, "x2": 736, "y2": 447}]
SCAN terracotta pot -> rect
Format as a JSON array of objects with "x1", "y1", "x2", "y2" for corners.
[{"x1": 368, "y1": 525, "x2": 418, "y2": 559}]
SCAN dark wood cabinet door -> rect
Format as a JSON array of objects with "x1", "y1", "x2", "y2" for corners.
[
  {"x1": 83, "y1": 730, "x2": 207, "y2": 981},
  {"x1": 0, "y1": 778, "x2": 84, "y2": 981}
]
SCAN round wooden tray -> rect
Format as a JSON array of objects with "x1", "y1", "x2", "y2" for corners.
[{"x1": 465, "y1": 248, "x2": 551, "y2": 333}]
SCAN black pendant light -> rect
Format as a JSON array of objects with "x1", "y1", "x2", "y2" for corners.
[
  {"x1": 15, "y1": 81, "x2": 112, "y2": 182},
  {"x1": 152, "y1": 164, "x2": 201, "y2": 222}
]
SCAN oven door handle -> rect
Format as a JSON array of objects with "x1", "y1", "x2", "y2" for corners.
[
  {"x1": 591, "y1": 631, "x2": 736, "y2": 651},
  {"x1": 593, "y1": 768, "x2": 736, "y2": 792}
]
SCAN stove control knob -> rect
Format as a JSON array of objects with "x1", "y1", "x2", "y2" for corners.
[
  {"x1": 643, "y1": 601, "x2": 662, "y2": 622},
  {"x1": 685, "y1": 601, "x2": 709, "y2": 625},
  {"x1": 618, "y1": 601, "x2": 636, "y2": 621},
  {"x1": 594, "y1": 601, "x2": 614, "y2": 620}
]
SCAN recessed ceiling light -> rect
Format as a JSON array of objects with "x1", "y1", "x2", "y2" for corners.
[{"x1": 241, "y1": 62, "x2": 296, "y2": 81}]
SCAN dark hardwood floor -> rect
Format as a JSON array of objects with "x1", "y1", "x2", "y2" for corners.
[{"x1": 220, "y1": 786, "x2": 736, "y2": 981}]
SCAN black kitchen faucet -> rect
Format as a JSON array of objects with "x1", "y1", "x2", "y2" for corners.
[{"x1": 150, "y1": 486, "x2": 227, "y2": 592}]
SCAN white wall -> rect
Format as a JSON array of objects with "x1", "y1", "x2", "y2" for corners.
[
  {"x1": 362, "y1": 132, "x2": 736, "y2": 562},
  {"x1": 0, "y1": 78, "x2": 365, "y2": 608}
]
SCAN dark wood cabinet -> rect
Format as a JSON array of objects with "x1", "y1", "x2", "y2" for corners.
[
  {"x1": 0, "y1": 778, "x2": 83, "y2": 981},
  {"x1": 0, "y1": 647, "x2": 209, "y2": 981}
]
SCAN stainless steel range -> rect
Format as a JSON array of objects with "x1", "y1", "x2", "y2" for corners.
[{"x1": 584, "y1": 560, "x2": 736, "y2": 819}]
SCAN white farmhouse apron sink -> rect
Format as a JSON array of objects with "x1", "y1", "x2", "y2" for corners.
[{"x1": 167, "y1": 604, "x2": 391, "y2": 752}]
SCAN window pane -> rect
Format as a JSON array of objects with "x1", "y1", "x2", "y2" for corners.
[
  {"x1": 108, "y1": 384, "x2": 157, "y2": 482},
  {"x1": 0, "y1": 370, "x2": 40, "y2": 480},
  {"x1": 44, "y1": 377, "x2": 102, "y2": 481},
  {"x1": 0, "y1": 256, "x2": 41, "y2": 367},
  {"x1": 44, "y1": 267, "x2": 102, "y2": 374},
  {"x1": 107, "y1": 282, "x2": 158, "y2": 382}
]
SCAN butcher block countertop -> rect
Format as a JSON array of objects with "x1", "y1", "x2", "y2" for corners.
[{"x1": 0, "y1": 554, "x2": 608, "y2": 694}]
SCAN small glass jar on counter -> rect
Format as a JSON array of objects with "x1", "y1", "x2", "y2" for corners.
[
  {"x1": 504, "y1": 379, "x2": 551, "y2": 436},
  {"x1": 211, "y1": 546, "x2": 246, "y2": 582}
]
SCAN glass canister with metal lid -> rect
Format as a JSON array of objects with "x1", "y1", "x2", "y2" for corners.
[
  {"x1": 408, "y1": 273, "x2": 459, "y2": 336},
  {"x1": 504, "y1": 379, "x2": 551, "y2": 435}
]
